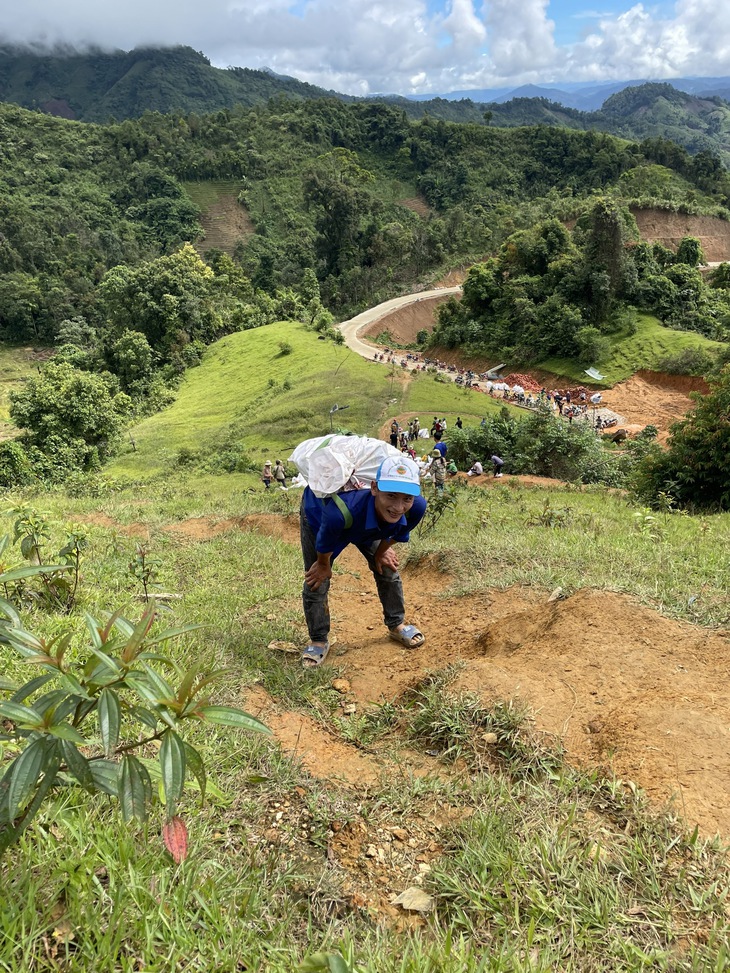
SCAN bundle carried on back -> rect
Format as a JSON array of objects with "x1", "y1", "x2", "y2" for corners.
[{"x1": 289, "y1": 435, "x2": 402, "y2": 498}]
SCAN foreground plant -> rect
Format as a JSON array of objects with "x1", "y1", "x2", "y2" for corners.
[{"x1": 0, "y1": 601, "x2": 269, "y2": 860}]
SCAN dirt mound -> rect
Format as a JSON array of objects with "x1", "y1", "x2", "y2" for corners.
[
  {"x1": 330, "y1": 575, "x2": 730, "y2": 836},
  {"x1": 599, "y1": 370, "x2": 705, "y2": 433}
]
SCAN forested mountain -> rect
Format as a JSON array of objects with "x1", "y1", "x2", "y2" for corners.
[
  {"x1": 486, "y1": 83, "x2": 730, "y2": 167},
  {"x1": 0, "y1": 45, "x2": 491, "y2": 124},
  {"x1": 2, "y1": 88, "x2": 730, "y2": 483}
]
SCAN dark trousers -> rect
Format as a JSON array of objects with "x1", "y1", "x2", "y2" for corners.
[{"x1": 300, "y1": 509, "x2": 405, "y2": 643}]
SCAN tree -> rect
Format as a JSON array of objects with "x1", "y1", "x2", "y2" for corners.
[
  {"x1": 109, "y1": 330, "x2": 155, "y2": 391},
  {"x1": 9, "y1": 361, "x2": 131, "y2": 467},
  {"x1": 634, "y1": 366, "x2": 730, "y2": 509},
  {"x1": 97, "y1": 243, "x2": 222, "y2": 358},
  {"x1": 676, "y1": 237, "x2": 705, "y2": 268}
]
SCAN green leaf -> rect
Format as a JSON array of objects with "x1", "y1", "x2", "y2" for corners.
[
  {"x1": 160, "y1": 729, "x2": 186, "y2": 816},
  {"x1": 0, "y1": 564, "x2": 72, "y2": 583},
  {"x1": 0, "y1": 701, "x2": 44, "y2": 729},
  {"x1": 88, "y1": 759, "x2": 119, "y2": 796},
  {"x1": 98, "y1": 688, "x2": 121, "y2": 757},
  {"x1": 10, "y1": 674, "x2": 53, "y2": 704},
  {"x1": 84, "y1": 612, "x2": 104, "y2": 650},
  {"x1": 47, "y1": 724, "x2": 86, "y2": 744},
  {"x1": 0, "y1": 676, "x2": 17, "y2": 692},
  {"x1": 0, "y1": 595, "x2": 20, "y2": 627},
  {"x1": 130, "y1": 705, "x2": 160, "y2": 731},
  {"x1": 60, "y1": 740, "x2": 95, "y2": 790},
  {"x1": 141, "y1": 665, "x2": 175, "y2": 702},
  {"x1": 0, "y1": 746, "x2": 60, "y2": 856},
  {"x1": 197, "y1": 706, "x2": 271, "y2": 734},
  {"x1": 58, "y1": 673, "x2": 90, "y2": 698},
  {"x1": 144, "y1": 623, "x2": 203, "y2": 648},
  {"x1": 120, "y1": 607, "x2": 157, "y2": 664},
  {"x1": 183, "y1": 742, "x2": 206, "y2": 803},
  {"x1": 118, "y1": 754, "x2": 152, "y2": 822},
  {"x1": 6, "y1": 737, "x2": 53, "y2": 819}
]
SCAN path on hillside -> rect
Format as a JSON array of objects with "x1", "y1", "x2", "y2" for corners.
[
  {"x1": 338, "y1": 286, "x2": 462, "y2": 361},
  {"x1": 338, "y1": 287, "x2": 706, "y2": 436}
]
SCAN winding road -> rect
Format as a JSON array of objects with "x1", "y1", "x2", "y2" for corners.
[{"x1": 338, "y1": 286, "x2": 462, "y2": 361}]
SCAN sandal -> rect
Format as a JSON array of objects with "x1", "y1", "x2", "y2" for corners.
[
  {"x1": 301, "y1": 641, "x2": 330, "y2": 668},
  {"x1": 388, "y1": 625, "x2": 425, "y2": 649}
]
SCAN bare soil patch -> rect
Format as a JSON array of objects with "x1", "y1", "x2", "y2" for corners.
[
  {"x1": 396, "y1": 196, "x2": 432, "y2": 218},
  {"x1": 242, "y1": 515, "x2": 730, "y2": 838},
  {"x1": 194, "y1": 194, "x2": 255, "y2": 256},
  {"x1": 360, "y1": 295, "x2": 453, "y2": 345},
  {"x1": 631, "y1": 207, "x2": 730, "y2": 263}
]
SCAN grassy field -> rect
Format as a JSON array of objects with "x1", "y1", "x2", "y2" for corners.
[
  {"x1": 108, "y1": 323, "x2": 522, "y2": 481},
  {"x1": 2, "y1": 329, "x2": 729, "y2": 972},
  {"x1": 539, "y1": 313, "x2": 726, "y2": 386}
]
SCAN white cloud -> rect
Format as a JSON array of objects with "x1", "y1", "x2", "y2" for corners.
[
  {"x1": 483, "y1": 0, "x2": 557, "y2": 75},
  {"x1": 0, "y1": 0, "x2": 729, "y2": 96}
]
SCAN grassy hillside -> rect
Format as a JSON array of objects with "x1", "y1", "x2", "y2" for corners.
[
  {"x1": 2, "y1": 312, "x2": 730, "y2": 970},
  {"x1": 538, "y1": 313, "x2": 726, "y2": 385},
  {"x1": 108, "y1": 322, "x2": 518, "y2": 480}
]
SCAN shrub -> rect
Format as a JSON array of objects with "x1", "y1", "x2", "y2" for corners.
[
  {"x1": 0, "y1": 603, "x2": 269, "y2": 860},
  {"x1": 0, "y1": 441, "x2": 36, "y2": 489}
]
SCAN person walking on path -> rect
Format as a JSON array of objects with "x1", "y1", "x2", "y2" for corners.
[
  {"x1": 455, "y1": 417, "x2": 463, "y2": 429},
  {"x1": 491, "y1": 455, "x2": 504, "y2": 477},
  {"x1": 262, "y1": 461, "x2": 273, "y2": 489},
  {"x1": 431, "y1": 450, "x2": 447, "y2": 493},
  {"x1": 273, "y1": 460, "x2": 287, "y2": 490},
  {"x1": 299, "y1": 456, "x2": 427, "y2": 668},
  {"x1": 389, "y1": 419, "x2": 399, "y2": 447}
]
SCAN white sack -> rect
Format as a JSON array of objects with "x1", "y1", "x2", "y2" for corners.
[{"x1": 289, "y1": 435, "x2": 402, "y2": 498}]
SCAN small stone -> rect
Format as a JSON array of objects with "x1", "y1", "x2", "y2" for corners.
[
  {"x1": 390, "y1": 827, "x2": 408, "y2": 841},
  {"x1": 587, "y1": 721, "x2": 603, "y2": 734},
  {"x1": 342, "y1": 703, "x2": 357, "y2": 716},
  {"x1": 481, "y1": 732, "x2": 498, "y2": 744},
  {"x1": 366, "y1": 844, "x2": 378, "y2": 857},
  {"x1": 547, "y1": 587, "x2": 564, "y2": 603},
  {"x1": 331, "y1": 677, "x2": 351, "y2": 694}
]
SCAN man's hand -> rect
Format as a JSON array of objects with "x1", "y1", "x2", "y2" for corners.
[
  {"x1": 305, "y1": 560, "x2": 332, "y2": 590},
  {"x1": 374, "y1": 545, "x2": 399, "y2": 574}
]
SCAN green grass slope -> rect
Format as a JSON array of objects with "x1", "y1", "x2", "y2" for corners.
[
  {"x1": 109, "y1": 322, "x2": 520, "y2": 480},
  {"x1": 538, "y1": 313, "x2": 726, "y2": 385}
]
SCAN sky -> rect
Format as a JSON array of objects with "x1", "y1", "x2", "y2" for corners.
[{"x1": 1, "y1": 1, "x2": 729, "y2": 97}]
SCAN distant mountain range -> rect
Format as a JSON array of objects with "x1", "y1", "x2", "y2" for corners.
[
  {"x1": 409, "y1": 77, "x2": 730, "y2": 112},
  {"x1": 1, "y1": 44, "x2": 730, "y2": 164}
]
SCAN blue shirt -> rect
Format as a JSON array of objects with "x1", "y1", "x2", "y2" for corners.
[
  {"x1": 433, "y1": 441, "x2": 447, "y2": 457},
  {"x1": 302, "y1": 487, "x2": 427, "y2": 561}
]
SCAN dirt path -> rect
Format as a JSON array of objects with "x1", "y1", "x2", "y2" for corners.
[{"x1": 238, "y1": 514, "x2": 730, "y2": 839}]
